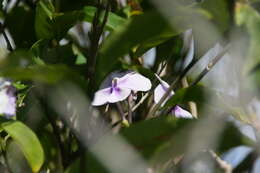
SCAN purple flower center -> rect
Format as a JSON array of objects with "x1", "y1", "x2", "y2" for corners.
[{"x1": 110, "y1": 78, "x2": 120, "y2": 93}]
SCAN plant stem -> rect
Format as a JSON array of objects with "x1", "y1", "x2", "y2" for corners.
[
  {"x1": 181, "y1": 77, "x2": 198, "y2": 118},
  {"x1": 87, "y1": 1, "x2": 110, "y2": 89},
  {"x1": 208, "y1": 150, "x2": 232, "y2": 173},
  {"x1": 127, "y1": 96, "x2": 132, "y2": 123},
  {"x1": 190, "y1": 45, "x2": 230, "y2": 86},
  {"x1": 148, "y1": 45, "x2": 230, "y2": 118},
  {"x1": 116, "y1": 102, "x2": 125, "y2": 121}
]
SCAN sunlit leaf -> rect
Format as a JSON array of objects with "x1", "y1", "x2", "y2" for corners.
[
  {"x1": 0, "y1": 120, "x2": 44, "y2": 172},
  {"x1": 83, "y1": 6, "x2": 127, "y2": 31}
]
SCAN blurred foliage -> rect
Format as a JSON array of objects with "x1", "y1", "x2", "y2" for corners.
[{"x1": 0, "y1": 0, "x2": 259, "y2": 172}]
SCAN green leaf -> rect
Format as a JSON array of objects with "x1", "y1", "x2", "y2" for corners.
[
  {"x1": 0, "y1": 120, "x2": 44, "y2": 172},
  {"x1": 35, "y1": 0, "x2": 55, "y2": 39},
  {"x1": 83, "y1": 6, "x2": 127, "y2": 31},
  {"x1": 120, "y1": 116, "x2": 192, "y2": 158},
  {"x1": 0, "y1": 64, "x2": 78, "y2": 84},
  {"x1": 235, "y1": 3, "x2": 260, "y2": 73},
  {"x1": 199, "y1": 0, "x2": 231, "y2": 32},
  {"x1": 95, "y1": 10, "x2": 173, "y2": 86}
]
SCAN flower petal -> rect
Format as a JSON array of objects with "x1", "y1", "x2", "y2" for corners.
[
  {"x1": 0, "y1": 86, "x2": 16, "y2": 116},
  {"x1": 154, "y1": 74, "x2": 174, "y2": 105},
  {"x1": 108, "y1": 88, "x2": 131, "y2": 103},
  {"x1": 172, "y1": 105, "x2": 193, "y2": 119},
  {"x1": 92, "y1": 88, "x2": 112, "y2": 106},
  {"x1": 118, "y1": 72, "x2": 151, "y2": 91},
  {"x1": 99, "y1": 71, "x2": 130, "y2": 89},
  {"x1": 92, "y1": 87, "x2": 131, "y2": 106},
  {"x1": 154, "y1": 84, "x2": 166, "y2": 104}
]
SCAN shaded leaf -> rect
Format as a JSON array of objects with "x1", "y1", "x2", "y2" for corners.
[
  {"x1": 120, "y1": 116, "x2": 192, "y2": 159},
  {"x1": 163, "y1": 85, "x2": 208, "y2": 109},
  {"x1": 0, "y1": 64, "x2": 79, "y2": 84}
]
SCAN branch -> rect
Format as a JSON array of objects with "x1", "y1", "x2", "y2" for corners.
[
  {"x1": 190, "y1": 45, "x2": 230, "y2": 86},
  {"x1": 181, "y1": 77, "x2": 198, "y2": 118},
  {"x1": 208, "y1": 150, "x2": 233, "y2": 173},
  {"x1": 87, "y1": 1, "x2": 110, "y2": 83}
]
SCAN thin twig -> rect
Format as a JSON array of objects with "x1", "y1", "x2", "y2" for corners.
[
  {"x1": 190, "y1": 45, "x2": 230, "y2": 86},
  {"x1": 147, "y1": 58, "x2": 199, "y2": 119},
  {"x1": 181, "y1": 77, "x2": 198, "y2": 118},
  {"x1": 116, "y1": 102, "x2": 125, "y2": 121},
  {"x1": 127, "y1": 96, "x2": 133, "y2": 123},
  {"x1": 208, "y1": 150, "x2": 233, "y2": 173},
  {"x1": 148, "y1": 45, "x2": 230, "y2": 119},
  {"x1": 87, "y1": 1, "x2": 110, "y2": 84}
]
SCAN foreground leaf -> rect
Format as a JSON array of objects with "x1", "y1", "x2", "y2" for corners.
[
  {"x1": 120, "y1": 117, "x2": 192, "y2": 158},
  {"x1": 236, "y1": 3, "x2": 260, "y2": 73},
  {"x1": 0, "y1": 120, "x2": 44, "y2": 172}
]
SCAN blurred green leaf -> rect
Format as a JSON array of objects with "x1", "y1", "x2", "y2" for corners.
[
  {"x1": 151, "y1": 120, "x2": 253, "y2": 165},
  {"x1": 236, "y1": 3, "x2": 260, "y2": 73},
  {"x1": 66, "y1": 153, "x2": 109, "y2": 173},
  {"x1": 83, "y1": 6, "x2": 127, "y2": 31},
  {"x1": 95, "y1": 10, "x2": 173, "y2": 86},
  {"x1": 218, "y1": 122, "x2": 254, "y2": 152},
  {"x1": 199, "y1": 0, "x2": 231, "y2": 32},
  {"x1": 120, "y1": 116, "x2": 192, "y2": 158},
  {"x1": 163, "y1": 85, "x2": 208, "y2": 110},
  {"x1": 6, "y1": 140, "x2": 33, "y2": 173},
  {"x1": 0, "y1": 120, "x2": 44, "y2": 172},
  {"x1": 0, "y1": 50, "x2": 34, "y2": 67},
  {"x1": 0, "y1": 64, "x2": 78, "y2": 84}
]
